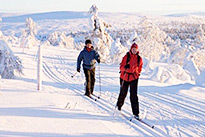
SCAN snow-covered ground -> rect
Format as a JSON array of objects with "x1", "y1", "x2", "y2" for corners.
[
  {"x1": 0, "y1": 8, "x2": 205, "y2": 136},
  {"x1": 0, "y1": 46, "x2": 204, "y2": 137}
]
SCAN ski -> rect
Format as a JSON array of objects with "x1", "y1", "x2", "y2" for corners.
[
  {"x1": 121, "y1": 113, "x2": 154, "y2": 129},
  {"x1": 91, "y1": 94, "x2": 100, "y2": 99},
  {"x1": 85, "y1": 95, "x2": 97, "y2": 101},
  {"x1": 130, "y1": 116, "x2": 154, "y2": 129}
]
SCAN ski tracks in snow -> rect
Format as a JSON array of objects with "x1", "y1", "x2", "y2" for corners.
[
  {"x1": 141, "y1": 92, "x2": 205, "y2": 137},
  {"x1": 41, "y1": 49, "x2": 165, "y2": 136},
  {"x1": 41, "y1": 48, "x2": 204, "y2": 137}
]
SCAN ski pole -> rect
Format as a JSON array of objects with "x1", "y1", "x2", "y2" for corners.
[
  {"x1": 98, "y1": 63, "x2": 102, "y2": 96},
  {"x1": 71, "y1": 72, "x2": 78, "y2": 78}
]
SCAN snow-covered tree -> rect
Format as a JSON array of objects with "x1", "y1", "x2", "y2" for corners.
[
  {"x1": 183, "y1": 46, "x2": 200, "y2": 80},
  {"x1": 48, "y1": 31, "x2": 74, "y2": 48},
  {"x1": 0, "y1": 18, "x2": 19, "y2": 47},
  {"x1": 0, "y1": 18, "x2": 1, "y2": 85},
  {"x1": 110, "y1": 38, "x2": 127, "y2": 63},
  {"x1": 124, "y1": 30, "x2": 140, "y2": 49},
  {"x1": 0, "y1": 40, "x2": 23, "y2": 78},
  {"x1": 169, "y1": 46, "x2": 188, "y2": 66},
  {"x1": 0, "y1": 18, "x2": 4, "y2": 39},
  {"x1": 88, "y1": 4, "x2": 113, "y2": 62},
  {"x1": 138, "y1": 17, "x2": 169, "y2": 62},
  {"x1": 20, "y1": 17, "x2": 39, "y2": 49},
  {"x1": 194, "y1": 24, "x2": 205, "y2": 48},
  {"x1": 193, "y1": 48, "x2": 205, "y2": 71}
]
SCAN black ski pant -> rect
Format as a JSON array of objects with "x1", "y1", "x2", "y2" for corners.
[
  {"x1": 83, "y1": 67, "x2": 95, "y2": 96},
  {"x1": 117, "y1": 78, "x2": 139, "y2": 116}
]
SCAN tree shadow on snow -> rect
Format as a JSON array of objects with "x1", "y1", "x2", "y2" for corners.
[{"x1": 0, "y1": 107, "x2": 109, "y2": 120}]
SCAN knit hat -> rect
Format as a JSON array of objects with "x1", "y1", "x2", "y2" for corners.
[
  {"x1": 131, "y1": 43, "x2": 138, "y2": 50},
  {"x1": 85, "y1": 39, "x2": 92, "y2": 45}
]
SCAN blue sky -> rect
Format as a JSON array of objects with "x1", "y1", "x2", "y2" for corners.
[{"x1": 0, "y1": 0, "x2": 204, "y2": 15}]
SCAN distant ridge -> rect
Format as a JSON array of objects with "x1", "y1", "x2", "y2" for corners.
[
  {"x1": 1, "y1": 11, "x2": 205, "y2": 23},
  {"x1": 1, "y1": 11, "x2": 143, "y2": 23},
  {"x1": 1, "y1": 11, "x2": 89, "y2": 22},
  {"x1": 166, "y1": 12, "x2": 205, "y2": 17}
]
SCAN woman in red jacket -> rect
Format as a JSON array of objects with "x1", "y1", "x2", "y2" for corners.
[{"x1": 116, "y1": 43, "x2": 143, "y2": 118}]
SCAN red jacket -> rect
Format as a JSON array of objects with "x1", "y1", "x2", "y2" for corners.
[{"x1": 120, "y1": 51, "x2": 143, "y2": 82}]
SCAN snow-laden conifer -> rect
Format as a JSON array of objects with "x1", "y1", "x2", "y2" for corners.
[
  {"x1": 88, "y1": 4, "x2": 113, "y2": 62},
  {"x1": 0, "y1": 40, "x2": 23, "y2": 78},
  {"x1": 20, "y1": 17, "x2": 39, "y2": 49}
]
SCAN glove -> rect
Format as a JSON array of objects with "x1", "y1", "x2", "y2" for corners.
[
  {"x1": 97, "y1": 59, "x2": 100, "y2": 63},
  {"x1": 124, "y1": 64, "x2": 130, "y2": 69},
  {"x1": 77, "y1": 69, "x2": 80, "y2": 72}
]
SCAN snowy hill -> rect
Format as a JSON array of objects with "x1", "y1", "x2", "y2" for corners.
[
  {"x1": 1, "y1": 11, "x2": 90, "y2": 23},
  {"x1": 166, "y1": 12, "x2": 205, "y2": 17},
  {"x1": 1, "y1": 11, "x2": 205, "y2": 23},
  {"x1": 0, "y1": 46, "x2": 204, "y2": 136},
  {"x1": 0, "y1": 11, "x2": 146, "y2": 23}
]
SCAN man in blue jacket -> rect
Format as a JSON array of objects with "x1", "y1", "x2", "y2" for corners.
[{"x1": 77, "y1": 39, "x2": 100, "y2": 97}]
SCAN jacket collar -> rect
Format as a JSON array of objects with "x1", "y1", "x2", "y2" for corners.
[{"x1": 84, "y1": 46, "x2": 94, "y2": 50}]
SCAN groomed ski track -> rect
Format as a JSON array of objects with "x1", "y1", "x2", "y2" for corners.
[{"x1": 40, "y1": 47, "x2": 205, "y2": 137}]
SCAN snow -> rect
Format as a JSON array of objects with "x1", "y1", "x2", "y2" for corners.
[
  {"x1": 0, "y1": 8, "x2": 205, "y2": 136},
  {"x1": 196, "y1": 70, "x2": 205, "y2": 87},
  {"x1": 0, "y1": 46, "x2": 204, "y2": 137},
  {"x1": 149, "y1": 63, "x2": 192, "y2": 84}
]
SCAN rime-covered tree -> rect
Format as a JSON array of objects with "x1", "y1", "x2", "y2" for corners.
[
  {"x1": 0, "y1": 40, "x2": 23, "y2": 78},
  {"x1": 0, "y1": 18, "x2": 1, "y2": 84},
  {"x1": 48, "y1": 31, "x2": 74, "y2": 48},
  {"x1": 20, "y1": 17, "x2": 39, "y2": 49},
  {"x1": 193, "y1": 48, "x2": 205, "y2": 72},
  {"x1": 88, "y1": 4, "x2": 113, "y2": 62},
  {"x1": 110, "y1": 38, "x2": 127, "y2": 63},
  {"x1": 26, "y1": 17, "x2": 37, "y2": 36},
  {"x1": 183, "y1": 46, "x2": 200, "y2": 80},
  {"x1": 138, "y1": 17, "x2": 169, "y2": 62},
  {"x1": 124, "y1": 30, "x2": 140, "y2": 49},
  {"x1": 0, "y1": 18, "x2": 3, "y2": 39},
  {"x1": 194, "y1": 24, "x2": 205, "y2": 48}
]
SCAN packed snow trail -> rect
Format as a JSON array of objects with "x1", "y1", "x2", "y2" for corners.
[
  {"x1": 0, "y1": 46, "x2": 204, "y2": 137},
  {"x1": 0, "y1": 47, "x2": 142, "y2": 137},
  {"x1": 41, "y1": 47, "x2": 163, "y2": 136},
  {"x1": 40, "y1": 46, "x2": 205, "y2": 137}
]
